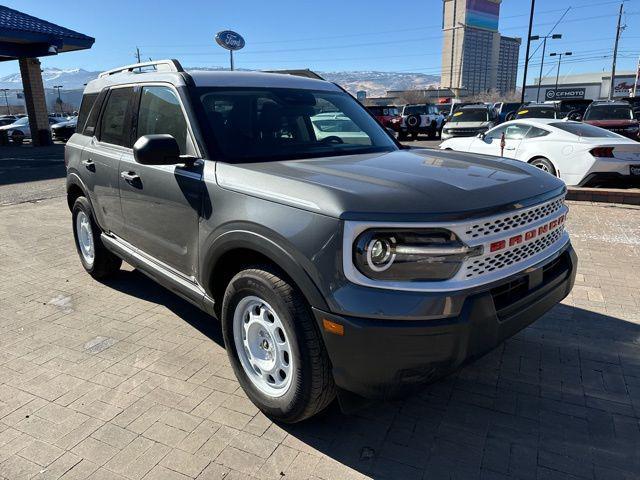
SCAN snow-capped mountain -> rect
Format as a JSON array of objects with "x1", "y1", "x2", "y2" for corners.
[
  {"x1": 0, "y1": 66, "x2": 440, "y2": 104},
  {"x1": 0, "y1": 68, "x2": 99, "y2": 90}
]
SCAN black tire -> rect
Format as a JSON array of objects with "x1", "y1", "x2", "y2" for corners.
[
  {"x1": 530, "y1": 157, "x2": 557, "y2": 177},
  {"x1": 411, "y1": 132, "x2": 419, "y2": 141},
  {"x1": 428, "y1": 121, "x2": 437, "y2": 139},
  {"x1": 398, "y1": 131, "x2": 408, "y2": 141},
  {"x1": 72, "y1": 197, "x2": 122, "y2": 279},
  {"x1": 221, "y1": 266, "x2": 336, "y2": 423},
  {"x1": 11, "y1": 131, "x2": 24, "y2": 145}
]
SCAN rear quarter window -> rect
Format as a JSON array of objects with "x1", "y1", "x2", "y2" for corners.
[
  {"x1": 550, "y1": 122, "x2": 620, "y2": 138},
  {"x1": 76, "y1": 93, "x2": 98, "y2": 135}
]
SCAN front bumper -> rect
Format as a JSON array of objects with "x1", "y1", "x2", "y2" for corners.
[{"x1": 313, "y1": 244, "x2": 577, "y2": 399}]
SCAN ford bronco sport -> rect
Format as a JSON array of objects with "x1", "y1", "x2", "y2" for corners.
[
  {"x1": 397, "y1": 103, "x2": 444, "y2": 140},
  {"x1": 66, "y1": 60, "x2": 577, "y2": 423}
]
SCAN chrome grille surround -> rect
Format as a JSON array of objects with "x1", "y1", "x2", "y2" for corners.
[{"x1": 342, "y1": 195, "x2": 569, "y2": 292}]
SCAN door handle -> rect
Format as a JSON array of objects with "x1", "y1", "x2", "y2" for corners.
[
  {"x1": 120, "y1": 171, "x2": 140, "y2": 183},
  {"x1": 505, "y1": 146, "x2": 516, "y2": 151},
  {"x1": 81, "y1": 159, "x2": 95, "y2": 171}
]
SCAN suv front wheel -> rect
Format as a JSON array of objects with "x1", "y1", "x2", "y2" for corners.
[
  {"x1": 72, "y1": 197, "x2": 122, "y2": 278},
  {"x1": 221, "y1": 266, "x2": 336, "y2": 423}
]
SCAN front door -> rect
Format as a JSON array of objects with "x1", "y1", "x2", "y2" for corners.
[{"x1": 118, "y1": 85, "x2": 202, "y2": 277}]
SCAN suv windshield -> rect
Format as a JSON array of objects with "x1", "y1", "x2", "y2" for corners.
[
  {"x1": 517, "y1": 107, "x2": 557, "y2": 119},
  {"x1": 451, "y1": 109, "x2": 489, "y2": 122},
  {"x1": 193, "y1": 87, "x2": 397, "y2": 162},
  {"x1": 584, "y1": 105, "x2": 633, "y2": 121}
]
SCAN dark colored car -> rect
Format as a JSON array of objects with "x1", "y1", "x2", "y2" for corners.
[
  {"x1": 65, "y1": 59, "x2": 576, "y2": 423},
  {"x1": 494, "y1": 102, "x2": 521, "y2": 124},
  {"x1": 582, "y1": 101, "x2": 639, "y2": 140},
  {"x1": 51, "y1": 117, "x2": 77, "y2": 141},
  {"x1": 511, "y1": 103, "x2": 563, "y2": 120},
  {"x1": 366, "y1": 105, "x2": 400, "y2": 128}
]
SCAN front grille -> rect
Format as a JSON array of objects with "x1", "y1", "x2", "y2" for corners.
[
  {"x1": 464, "y1": 227, "x2": 564, "y2": 279},
  {"x1": 464, "y1": 197, "x2": 564, "y2": 239},
  {"x1": 447, "y1": 129, "x2": 479, "y2": 136}
]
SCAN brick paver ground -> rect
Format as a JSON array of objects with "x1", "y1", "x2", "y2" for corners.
[{"x1": 1, "y1": 197, "x2": 639, "y2": 480}]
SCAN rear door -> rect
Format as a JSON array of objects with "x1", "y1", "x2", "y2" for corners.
[
  {"x1": 83, "y1": 86, "x2": 134, "y2": 236},
  {"x1": 118, "y1": 84, "x2": 202, "y2": 277}
]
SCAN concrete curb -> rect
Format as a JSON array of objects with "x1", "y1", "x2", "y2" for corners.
[{"x1": 567, "y1": 187, "x2": 640, "y2": 206}]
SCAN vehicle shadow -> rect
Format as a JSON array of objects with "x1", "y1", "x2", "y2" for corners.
[{"x1": 101, "y1": 269, "x2": 640, "y2": 479}]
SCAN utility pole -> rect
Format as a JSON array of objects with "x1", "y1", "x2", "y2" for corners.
[
  {"x1": 1, "y1": 89, "x2": 10, "y2": 115},
  {"x1": 609, "y1": 3, "x2": 624, "y2": 100},
  {"x1": 520, "y1": 0, "x2": 536, "y2": 104},
  {"x1": 135, "y1": 47, "x2": 141, "y2": 63}
]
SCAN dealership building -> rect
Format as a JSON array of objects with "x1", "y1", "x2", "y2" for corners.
[{"x1": 524, "y1": 71, "x2": 637, "y2": 103}]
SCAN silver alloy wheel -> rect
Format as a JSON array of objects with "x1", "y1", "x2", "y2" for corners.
[
  {"x1": 76, "y1": 211, "x2": 95, "y2": 266},
  {"x1": 535, "y1": 163, "x2": 550, "y2": 173},
  {"x1": 233, "y1": 296, "x2": 294, "y2": 398}
]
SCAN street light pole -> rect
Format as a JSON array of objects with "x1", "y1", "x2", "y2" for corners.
[
  {"x1": 550, "y1": 52, "x2": 572, "y2": 97},
  {"x1": 53, "y1": 85, "x2": 63, "y2": 115},
  {"x1": 1, "y1": 89, "x2": 10, "y2": 115},
  {"x1": 531, "y1": 33, "x2": 562, "y2": 102},
  {"x1": 609, "y1": 2, "x2": 624, "y2": 100}
]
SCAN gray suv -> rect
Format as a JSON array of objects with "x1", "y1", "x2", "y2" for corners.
[{"x1": 66, "y1": 60, "x2": 577, "y2": 423}]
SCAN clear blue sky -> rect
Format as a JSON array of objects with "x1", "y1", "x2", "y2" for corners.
[{"x1": 1, "y1": 0, "x2": 638, "y2": 83}]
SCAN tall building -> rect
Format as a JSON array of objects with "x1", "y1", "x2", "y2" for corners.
[{"x1": 441, "y1": 0, "x2": 520, "y2": 96}]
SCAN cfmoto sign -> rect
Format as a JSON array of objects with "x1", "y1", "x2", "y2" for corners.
[{"x1": 545, "y1": 88, "x2": 586, "y2": 100}]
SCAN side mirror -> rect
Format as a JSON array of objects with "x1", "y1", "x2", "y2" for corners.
[{"x1": 133, "y1": 134, "x2": 181, "y2": 165}]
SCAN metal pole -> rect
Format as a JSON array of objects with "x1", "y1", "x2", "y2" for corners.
[
  {"x1": 230, "y1": 50, "x2": 234, "y2": 71},
  {"x1": 2, "y1": 90, "x2": 10, "y2": 115},
  {"x1": 536, "y1": 37, "x2": 547, "y2": 102},
  {"x1": 609, "y1": 2, "x2": 623, "y2": 100},
  {"x1": 554, "y1": 54, "x2": 562, "y2": 94},
  {"x1": 521, "y1": 0, "x2": 536, "y2": 103}
]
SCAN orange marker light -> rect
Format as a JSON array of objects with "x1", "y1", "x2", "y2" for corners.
[{"x1": 322, "y1": 319, "x2": 344, "y2": 336}]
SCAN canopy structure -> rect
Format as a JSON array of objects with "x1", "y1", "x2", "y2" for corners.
[{"x1": 0, "y1": 6, "x2": 94, "y2": 145}]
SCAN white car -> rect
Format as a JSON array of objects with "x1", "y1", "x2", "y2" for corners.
[
  {"x1": 311, "y1": 112, "x2": 371, "y2": 145},
  {"x1": 440, "y1": 118, "x2": 640, "y2": 186},
  {"x1": 0, "y1": 116, "x2": 61, "y2": 144}
]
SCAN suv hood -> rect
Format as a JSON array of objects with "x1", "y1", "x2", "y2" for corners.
[
  {"x1": 216, "y1": 149, "x2": 565, "y2": 221},
  {"x1": 445, "y1": 121, "x2": 491, "y2": 129}
]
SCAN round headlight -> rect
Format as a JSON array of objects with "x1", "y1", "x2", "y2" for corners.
[{"x1": 366, "y1": 237, "x2": 396, "y2": 271}]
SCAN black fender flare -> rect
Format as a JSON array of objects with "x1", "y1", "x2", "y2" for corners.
[{"x1": 201, "y1": 228, "x2": 329, "y2": 312}]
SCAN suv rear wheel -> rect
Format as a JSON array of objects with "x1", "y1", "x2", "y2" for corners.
[
  {"x1": 72, "y1": 197, "x2": 122, "y2": 278},
  {"x1": 221, "y1": 266, "x2": 335, "y2": 423}
]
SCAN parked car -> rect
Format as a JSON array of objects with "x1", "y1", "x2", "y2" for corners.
[
  {"x1": 397, "y1": 103, "x2": 445, "y2": 140},
  {"x1": 440, "y1": 118, "x2": 640, "y2": 186},
  {"x1": 51, "y1": 116, "x2": 78, "y2": 141},
  {"x1": 365, "y1": 105, "x2": 399, "y2": 127},
  {"x1": 493, "y1": 102, "x2": 521, "y2": 124},
  {"x1": 66, "y1": 60, "x2": 576, "y2": 422},
  {"x1": 547, "y1": 99, "x2": 593, "y2": 119},
  {"x1": 509, "y1": 103, "x2": 564, "y2": 121},
  {"x1": 581, "y1": 101, "x2": 639, "y2": 140},
  {"x1": 0, "y1": 117, "x2": 15, "y2": 127},
  {"x1": 441, "y1": 104, "x2": 498, "y2": 140},
  {"x1": 310, "y1": 112, "x2": 371, "y2": 144},
  {"x1": 0, "y1": 116, "x2": 61, "y2": 144}
]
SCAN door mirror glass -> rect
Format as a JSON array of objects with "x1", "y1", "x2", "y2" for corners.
[{"x1": 133, "y1": 134, "x2": 181, "y2": 165}]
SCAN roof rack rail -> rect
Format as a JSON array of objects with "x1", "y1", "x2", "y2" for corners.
[{"x1": 98, "y1": 59, "x2": 184, "y2": 78}]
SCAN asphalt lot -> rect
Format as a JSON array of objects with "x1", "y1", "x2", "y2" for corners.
[{"x1": 1, "y1": 146, "x2": 640, "y2": 479}]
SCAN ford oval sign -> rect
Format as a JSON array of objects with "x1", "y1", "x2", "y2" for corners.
[{"x1": 215, "y1": 31, "x2": 245, "y2": 51}]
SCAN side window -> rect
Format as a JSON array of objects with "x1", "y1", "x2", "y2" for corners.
[
  {"x1": 505, "y1": 125, "x2": 530, "y2": 140},
  {"x1": 526, "y1": 126, "x2": 550, "y2": 139},
  {"x1": 485, "y1": 125, "x2": 507, "y2": 140},
  {"x1": 136, "y1": 86, "x2": 190, "y2": 154},
  {"x1": 99, "y1": 88, "x2": 134, "y2": 146},
  {"x1": 76, "y1": 93, "x2": 98, "y2": 134}
]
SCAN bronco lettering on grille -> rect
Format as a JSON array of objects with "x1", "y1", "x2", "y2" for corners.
[{"x1": 489, "y1": 214, "x2": 565, "y2": 253}]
